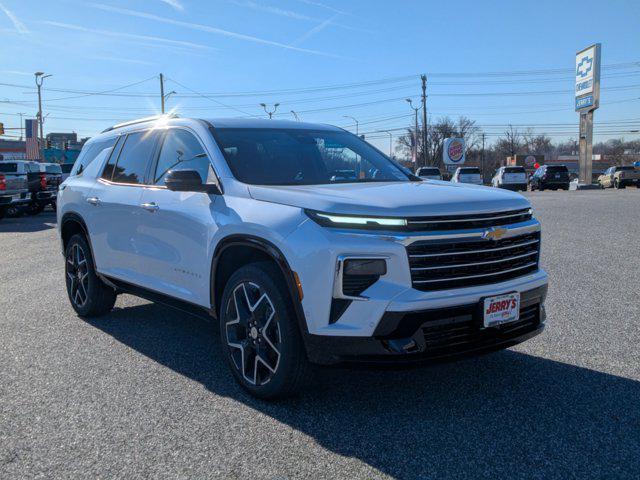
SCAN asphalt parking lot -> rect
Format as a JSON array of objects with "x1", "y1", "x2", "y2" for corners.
[{"x1": 1, "y1": 189, "x2": 639, "y2": 479}]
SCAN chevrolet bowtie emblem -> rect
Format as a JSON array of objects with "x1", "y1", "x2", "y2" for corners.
[{"x1": 482, "y1": 227, "x2": 507, "y2": 241}]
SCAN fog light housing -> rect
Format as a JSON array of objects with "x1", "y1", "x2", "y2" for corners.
[{"x1": 344, "y1": 259, "x2": 387, "y2": 276}]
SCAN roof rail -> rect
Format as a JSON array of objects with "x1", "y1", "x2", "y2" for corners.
[{"x1": 101, "y1": 113, "x2": 179, "y2": 133}]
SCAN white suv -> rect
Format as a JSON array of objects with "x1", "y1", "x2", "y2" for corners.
[{"x1": 58, "y1": 116, "x2": 548, "y2": 399}]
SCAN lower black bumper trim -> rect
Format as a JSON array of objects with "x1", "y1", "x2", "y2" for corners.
[{"x1": 304, "y1": 285, "x2": 547, "y2": 366}]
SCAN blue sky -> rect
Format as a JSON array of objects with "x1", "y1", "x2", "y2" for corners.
[{"x1": 1, "y1": 0, "x2": 639, "y2": 152}]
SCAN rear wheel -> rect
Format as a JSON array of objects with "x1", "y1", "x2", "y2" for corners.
[
  {"x1": 219, "y1": 262, "x2": 309, "y2": 399},
  {"x1": 65, "y1": 234, "x2": 117, "y2": 317}
]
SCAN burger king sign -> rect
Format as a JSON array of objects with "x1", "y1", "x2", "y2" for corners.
[{"x1": 443, "y1": 138, "x2": 465, "y2": 165}]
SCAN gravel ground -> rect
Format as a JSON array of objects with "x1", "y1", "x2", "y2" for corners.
[{"x1": 1, "y1": 189, "x2": 639, "y2": 480}]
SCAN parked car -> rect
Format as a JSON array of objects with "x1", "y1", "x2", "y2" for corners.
[
  {"x1": 0, "y1": 163, "x2": 30, "y2": 219},
  {"x1": 415, "y1": 166, "x2": 442, "y2": 180},
  {"x1": 597, "y1": 165, "x2": 640, "y2": 189},
  {"x1": 58, "y1": 116, "x2": 548, "y2": 399},
  {"x1": 0, "y1": 160, "x2": 58, "y2": 215},
  {"x1": 529, "y1": 165, "x2": 570, "y2": 191},
  {"x1": 451, "y1": 166, "x2": 483, "y2": 185},
  {"x1": 61, "y1": 163, "x2": 74, "y2": 182},
  {"x1": 491, "y1": 166, "x2": 528, "y2": 191},
  {"x1": 36, "y1": 163, "x2": 63, "y2": 210}
]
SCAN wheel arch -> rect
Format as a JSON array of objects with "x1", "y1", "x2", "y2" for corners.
[
  {"x1": 60, "y1": 212, "x2": 98, "y2": 268},
  {"x1": 210, "y1": 235, "x2": 308, "y2": 334}
]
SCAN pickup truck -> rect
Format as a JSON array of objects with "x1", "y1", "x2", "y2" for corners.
[
  {"x1": 597, "y1": 165, "x2": 640, "y2": 189},
  {"x1": 1, "y1": 161, "x2": 59, "y2": 215},
  {"x1": 0, "y1": 163, "x2": 30, "y2": 218}
]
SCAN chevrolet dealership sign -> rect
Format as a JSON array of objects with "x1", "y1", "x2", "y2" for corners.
[{"x1": 575, "y1": 44, "x2": 600, "y2": 112}]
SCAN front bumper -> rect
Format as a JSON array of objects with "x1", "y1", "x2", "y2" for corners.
[{"x1": 305, "y1": 285, "x2": 547, "y2": 365}]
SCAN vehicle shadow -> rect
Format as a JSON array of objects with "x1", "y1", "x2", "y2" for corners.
[
  {"x1": 0, "y1": 211, "x2": 57, "y2": 233},
  {"x1": 85, "y1": 302, "x2": 640, "y2": 479}
]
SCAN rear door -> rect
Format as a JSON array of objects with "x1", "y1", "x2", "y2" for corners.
[
  {"x1": 86, "y1": 130, "x2": 161, "y2": 283},
  {"x1": 136, "y1": 127, "x2": 219, "y2": 306}
]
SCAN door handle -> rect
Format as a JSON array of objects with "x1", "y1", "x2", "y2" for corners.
[
  {"x1": 86, "y1": 196, "x2": 101, "y2": 206},
  {"x1": 140, "y1": 202, "x2": 159, "y2": 212}
]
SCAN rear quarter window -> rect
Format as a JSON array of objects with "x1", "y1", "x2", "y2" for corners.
[{"x1": 72, "y1": 136, "x2": 119, "y2": 177}]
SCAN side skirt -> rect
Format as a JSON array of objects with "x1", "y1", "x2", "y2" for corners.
[{"x1": 104, "y1": 276, "x2": 215, "y2": 322}]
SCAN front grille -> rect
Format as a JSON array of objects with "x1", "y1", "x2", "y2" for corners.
[
  {"x1": 419, "y1": 303, "x2": 540, "y2": 357},
  {"x1": 405, "y1": 208, "x2": 531, "y2": 231},
  {"x1": 407, "y1": 231, "x2": 540, "y2": 291}
]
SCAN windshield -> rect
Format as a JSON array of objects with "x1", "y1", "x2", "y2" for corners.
[
  {"x1": 417, "y1": 167, "x2": 440, "y2": 176},
  {"x1": 458, "y1": 168, "x2": 480, "y2": 174},
  {"x1": 45, "y1": 164, "x2": 62, "y2": 174},
  {"x1": 617, "y1": 166, "x2": 635, "y2": 171},
  {"x1": 504, "y1": 167, "x2": 525, "y2": 174},
  {"x1": 547, "y1": 166, "x2": 568, "y2": 173},
  {"x1": 213, "y1": 128, "x2": 410, "y2": 186}
]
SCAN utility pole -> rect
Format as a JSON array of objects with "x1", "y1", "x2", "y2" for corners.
[
  {"x1": 17, "y1": 113, "x2": 25, "y2": 141},
  {"x1": 406, "y1": 98, "x2": 420, "y2": 165},
  {"x1": 343, "y1": 115, "x2": 359, "y2": 135},
  {"x1": 34, "y1": 72, "x2": 51, "y2": 161},
  {"x1": 160, "y1": 73, "x2": 165, "y2": 114},
  {"x1": 481, "y1": 133, "x2": 486, "y2": 182},
  {"x1": 421, "y1": 74, "x2": 428, "y2": 166},
  {"x1": 260, "y1": 103, "x2": 280, "y2": 119}
]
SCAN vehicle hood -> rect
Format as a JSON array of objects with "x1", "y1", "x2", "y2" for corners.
[{"x1": 248, "y1": 181, "x2": 530, "y2": 217}]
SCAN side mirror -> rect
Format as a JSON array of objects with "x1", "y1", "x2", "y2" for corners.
[{"x1": 164, "y1": 169, "x2": 221, "y2": 194}]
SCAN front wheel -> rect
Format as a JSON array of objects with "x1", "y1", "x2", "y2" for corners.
[
  {"x1": 65, "y1": 234, "x2": 117, "y2": 317},
  {"x1": 26, "y1": 202, "x2": 45, "y2": 216},
  {"x1": 219, "y1": 262, "x2": 309, "y2": 399}
]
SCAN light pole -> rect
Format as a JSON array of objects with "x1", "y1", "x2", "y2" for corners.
[
  {"x1": 382, "y1": 130, "x2": 393, "y2": 158},
  {"x1": 290, "y1": 110, "x2": 300, "y2": 122},
  {"x1": 406, "y1": 98, "x2": 421, "y2": 165},
  {"x1": 17, "y1": 112, "x2": 25, "y2": 141},
  {"x1": 35, "y1": 72, "x2": 52, "y2": 161},
  {"x1": 260, "y1": 103, "x2": 279, "y2": 119},
  {"x1": 163, "y1": 90, "x2": 176, "y2": 112},
  {"x1": 342, "y1": 115, "x2": 358, "y2": 135}
]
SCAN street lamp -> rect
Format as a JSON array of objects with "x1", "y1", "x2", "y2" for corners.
[
  {"x1": 163, "y1": 90, "x2": 176, "y2": 104},
  {"x1": 290, "y1": 110, "x2": 300, "y2": 122},
  {"x1": 260, "y1": 103, "x2": 280, "y2": 119},
  {"x1": 342, "y1": 115, "x2": 358, "y2": 135},
  {"x1": 35, "y1": 71, "x2": 52, "y2": 161},
  {"x1": 406, "y1": 98, "x2": 421, "y2": 164}
]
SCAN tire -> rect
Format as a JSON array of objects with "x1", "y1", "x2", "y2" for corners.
[
  {"x1": 65, "y1": 234, "x2": 117, "y2": 317},
  {"x1": 599, "y1": 181, "x2": 604, "y2": 189},
  {"x1": 6, "y1": 204, "x2": 23, "y2": 217},
  {"x1": 0, "y1": 207, "x2": 5, "y2": 220},
  {"x1": 219, "y1": 261, "x2": 310, "y2": 399},
  {"x1": 26, "y1": 202, "x2": 45, "y2": 216}
]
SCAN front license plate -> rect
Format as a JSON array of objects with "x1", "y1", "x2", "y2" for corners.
[{"x1": 483, "y1": 292, "x2": 520, "y2": 327}]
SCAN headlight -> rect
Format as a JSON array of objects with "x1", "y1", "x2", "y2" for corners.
[{"x1": 305, "y1": 209, "x2": 407, "y2": 229}]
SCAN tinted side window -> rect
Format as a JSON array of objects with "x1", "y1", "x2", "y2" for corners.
[
  {"x1": 73, "y1": 137, "x2": 118, "y2": 176},
  {"x1": 153, "y1": 129, "x2": 212, "y2": 185},
  {"x1": 111, "y1": 131, "x2": 159, "y2": 185}
]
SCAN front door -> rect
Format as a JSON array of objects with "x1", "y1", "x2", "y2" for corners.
[{"x1": 135, "y1": 127, "x2": 219, "y2": 307}]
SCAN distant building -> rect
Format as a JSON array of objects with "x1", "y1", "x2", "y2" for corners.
[{"x1": 46, "y1": 132, "x2": 78, "y2": 149}]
